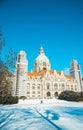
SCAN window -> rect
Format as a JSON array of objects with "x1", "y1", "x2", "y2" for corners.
[
  {"x1": 37, "y1": 84, "x2": 40, "y2": 89},
  {"x1": 75, "y1": 85, "x2": 77, "y2": 90},
  {"x1": 54, "y1": 83, "x2": 58, "y2": 89},
  {"x1": 77, "y1": 65, "x2": 80, "y2": 70},
  {"x1": 43, "y1": 62, "x2": 47, "y2": 70},
  {"x1": 37, "y1": 86, "x2": 40, "y2": 89},
  {"x1": 47, "y1": 92, "x2": 51, "y2": 97},
  {"x1": 43, "y1": 62, "x2": 46, "y2": 66},
  {"x1": 32, "y1": 84, "x2": 35, "y2": 89},
  {"x1": 27, "y1": 92, "x2": 30, "y2": 94},
  {"x1": 27, "y1": 83, "x2": 30, "y2": 89},
  {"x1": 20, "y1": 68, "x2": 24, "y2": 76},
  {"x1": 75, "y1": 87, "x2": 77, "y2": 91},
  {"x1": 62, "y1": 84, "x2": 65, "y2": 89},
  {"x1": 46, "y1": 83, "x2": 50, "y2": 89},
  {"x1": 32, "y1": 95, "x2": 35, "y2": 97},
  {"x1": 55, "y1": 92, "x2": 58, "y2": 97},
  {"x1": 32, "y1": 86, "x2": 35, "y2": 89},
  {"x1": 18, "y1": 54, "x2": 21, "y2": 62},
  {"x1": 32, "y1": 91, "x2": 35, "y2": 94},
  {"x1": 71, "y1": 85, "x2": 73, "y2": 90},
  {"x1": 38, "y1": 91, "x2": 40, "y2": 94},
  {"x1": 67, "y1": 85, "x2": 70, "y2": 90}
]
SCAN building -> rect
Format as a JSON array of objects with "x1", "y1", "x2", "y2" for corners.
[{"x1": 13, "y1": 46, "x2": 83, "y2": 99}]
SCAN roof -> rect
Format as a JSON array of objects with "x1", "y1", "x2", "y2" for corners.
[
  {"x1": 27, "y1": 72, "x2": 39, "y2": 78},
  {"x1": 39, "y1": 69, "x2": 46, "y2": 75},
  {"x1": 65, "y1": 75, "x2": 73, "y2": 79},
  {"x1": 27, "y1": 70, "x2": 73, "y2": 79},
  {"x1": 27, "y1": 70, "x2": 53, "y2": 78}
]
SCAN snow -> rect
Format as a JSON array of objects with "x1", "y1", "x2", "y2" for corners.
[
  {"x1": 18, "y1": 98, "x2": 68, "y2": 105},
  {"x1": 0, "y1": 99, "x2": 83, "y2": 130}
]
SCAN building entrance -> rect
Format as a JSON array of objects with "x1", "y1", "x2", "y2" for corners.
[{"x1": 47, "y1": 92, "x2": 51, "y2": 98}]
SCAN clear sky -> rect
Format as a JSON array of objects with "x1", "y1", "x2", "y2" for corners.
[{"x1": 0, "y1": 0, "x2": 83, "y2": 75}]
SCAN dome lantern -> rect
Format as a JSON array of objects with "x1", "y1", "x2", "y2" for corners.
[{"x1": 39, "y1": 46, "x2": 44, "y2": 55}]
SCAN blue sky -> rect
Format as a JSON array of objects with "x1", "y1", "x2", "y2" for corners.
[{"x1": 0, "y1": 0, "x2": 83, "y2": 75}]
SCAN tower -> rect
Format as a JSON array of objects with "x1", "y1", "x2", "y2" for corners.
[
  {"x1": 16, "y1": 51, "x2": 28, "y2": 97},
  {"x1": 70, "y1": 60, "x2": 83, "y2": 91}
]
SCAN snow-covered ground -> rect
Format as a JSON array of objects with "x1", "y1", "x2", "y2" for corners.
[{"x1": 0, "y1": 99, "x2": 83, "y2": 130}]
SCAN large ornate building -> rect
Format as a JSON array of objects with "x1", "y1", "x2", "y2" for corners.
[{"x1": 12, "y1": 46, "x2": 83, "y2": 99}]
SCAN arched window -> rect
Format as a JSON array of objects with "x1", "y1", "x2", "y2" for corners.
[
  {"x1": 54, "y1": 83, "x2": 58, "y2": 89},
  {"x1": 62, "y1": 83, "x2": 65, "y2": 89},
  {"x1": 27, "y1": 92, "x2": 30, "y2": 94},
  {"x1": 75, "y1": 85, "x2": 77, "y2": 91},
  {"x1": 37, "y1": 91, "x2": 40, "y2": 94},
  {"x1": 46, "y1": 83, "x2": 50, "y2": 89},
  {"x1": 27, "y1": 83, "x2": 30, "y2": 89},
  {"x1": 47, "y1": 92, "x2": 51, "y2": 97},
  {"x1": 43, "y1": 62, "x2": 47, "y2": 70},
  {"x1": 71, "y1": 85, "x2": 73, "y2": 90},
  {"x1": 55, "y1": 92, "x2": 58, "y2": 97},
  {"x1": 43, "y1": 62, "x2": 46, "y2": 66},
  {"x1": 18, "y1": 54, "x2": 21, "y2": 62},
  {"x1": 32, "y1": 83, "x2": 35, "y2": 89},
  {"x1": 37, "y1": 84, "x2": 40, "y2": 89},
  {"x1": 32, "y1": 91, "x2": 35, "y2": 94}
]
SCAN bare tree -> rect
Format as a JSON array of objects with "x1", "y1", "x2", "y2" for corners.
[
  {"x1": 5, "y1": 48, "x2": 17, "y2": 73},
  {"x1": 0, "y1": 27, "x2": 17, "y2": 98}
]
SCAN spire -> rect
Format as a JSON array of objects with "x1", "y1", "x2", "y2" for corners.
[{"x1": 39, "y1": 45, "x2": 44, "y2": 54}]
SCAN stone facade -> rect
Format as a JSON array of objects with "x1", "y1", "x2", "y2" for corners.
[
  {"x1": 13, "y1": 46, "x2": 83, "y2": 99},
  {"x1": 70, "y1": 60, "x2": 83, "y2": 91}
]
